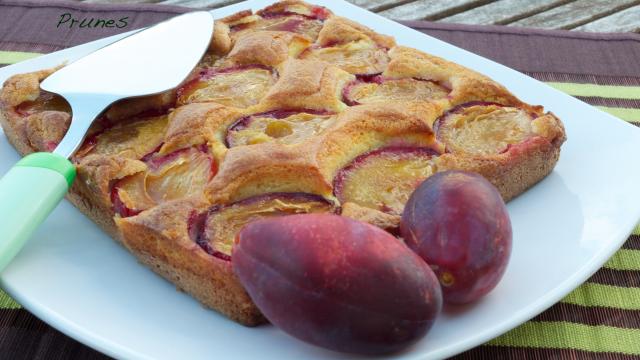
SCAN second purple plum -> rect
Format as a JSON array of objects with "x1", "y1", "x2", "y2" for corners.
[{"x1": 400, "y1": 171, "x2": 512, "y2": 304}]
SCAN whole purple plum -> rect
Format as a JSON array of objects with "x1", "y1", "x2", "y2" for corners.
[
  {"x1": 400, "y1": 171, "x2": 512, "y2": 304},
  {"x1": 233, "y1": 214, "x2": 442, "y2": 355}
]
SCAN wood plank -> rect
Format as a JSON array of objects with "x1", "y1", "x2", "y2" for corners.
[
  {"x1": 346, "y1": 0, "x2": 413, "y2": 12},
  {"x1": 158, "y1": 0, "x2": 241, "y2": 8},
  {"x1": 574, "y1": 5, "x2": 640, "y2": 32},
  {"x1": 378, "y1": 0, "x2": 495, "y2": 20},
  {"x1": 440, "y1": 0, "x2": 570, "y2": 25},
  {"x1": 510, "y1": 0, "x2": 640, "y2": 29},
  {"x1": 76, "y1": 0, "x2": 640, "y2": 33}
]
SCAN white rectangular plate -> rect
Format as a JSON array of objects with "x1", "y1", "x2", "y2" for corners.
[{"x1": 2, "y1": 1, "x2": 640, "y2": 359}]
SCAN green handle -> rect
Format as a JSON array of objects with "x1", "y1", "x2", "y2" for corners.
[{"x1": 0, "y1": 152, "x2": 76, "y2": 271}]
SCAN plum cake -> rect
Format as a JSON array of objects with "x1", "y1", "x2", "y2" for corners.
[{"x1": 0, "y1": 1, "x2": 565, "y2": 325}]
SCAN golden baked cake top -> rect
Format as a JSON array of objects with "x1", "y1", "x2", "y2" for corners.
[{"x1": 0, "y1": 0, "x2": 566, "y2": 263}]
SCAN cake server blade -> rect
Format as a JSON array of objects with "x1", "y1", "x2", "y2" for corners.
[{"x1": 0, "y1": 11, "x2": 213, "y2": 272}]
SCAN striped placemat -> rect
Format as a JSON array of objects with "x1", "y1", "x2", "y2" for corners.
[{"x1": 0, "y1": 2, "x2": 639, "y2": 359}]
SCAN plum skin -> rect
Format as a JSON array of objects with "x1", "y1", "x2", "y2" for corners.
[
  {"x1": 400, "y1": 171, "x2": 512, "y2": 304},
  {"x1": 233, "y1": 214, "x2": 442, "y2": 355}
]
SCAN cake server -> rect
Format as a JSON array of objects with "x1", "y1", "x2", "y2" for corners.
[{"x1": 0, "y1": 11, "x2": 213, "y2": 271}]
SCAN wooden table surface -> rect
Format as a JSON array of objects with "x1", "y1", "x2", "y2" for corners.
[{"x1": 77, "y1": 0, "x2": 640, "y2": 33}]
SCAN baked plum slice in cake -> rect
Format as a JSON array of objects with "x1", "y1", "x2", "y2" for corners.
[
  {"x1": 75, "y1": 114, "x2": 168, "y2": 159},
  {"x1": 112, "y1": 146, "x2": 216, "y2": 217},
  {"x1": 189, "y1": 193, "x2": 335, "y2": 260},
  {"x1": 176, "y1": 65, "x2": 277, "y2": 108},
  {"x1": 14, "y1": 90, "x2": 70, "y2": 117},
  {"x1": 298, "y1": 16, "x2": 395, "y2": 75},
  {"x1": 300, "y1": 41, "x2": 389, "y2": 75},
  {"x1": 435, "y1": 102, "x2": 539, "y2": 156},
  {"x1": 229, "y1": 3, "x2": 330, "y2": 41},
  {"x1": 334, "y1": 147, "x2": 439, "y2": 216},
  {"x1": 225, "y1": 109, "x2": 335, "y2": 146},
  {"x1": 342, "y1": 74, "x2": 449, "y2": 106},
  {"x1": 258, "y1": 1, "x2": 331, "y2": 20}
]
